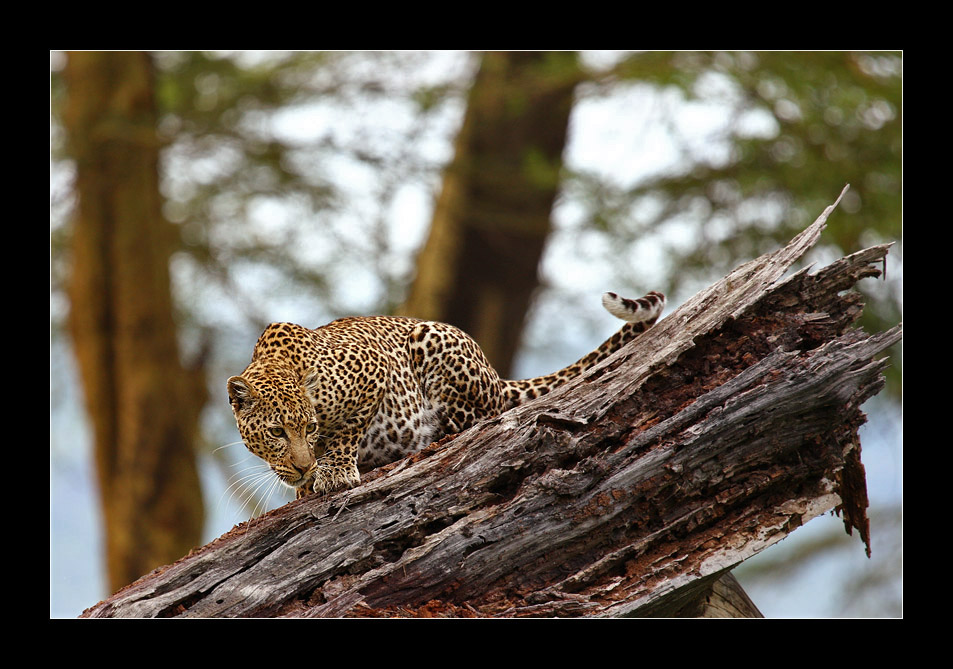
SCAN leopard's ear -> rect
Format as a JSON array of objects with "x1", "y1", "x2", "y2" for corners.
[
  {"x1": 227, "y1": 376, "x2": 259, "y2": 413},
  {"x1": 300, "y1": 367, "x2": 321, "y2": 399}
]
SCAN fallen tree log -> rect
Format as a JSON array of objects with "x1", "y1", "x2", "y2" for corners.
[{"x1": 81, "y1": 186, "x2": 901, "y2": 618}]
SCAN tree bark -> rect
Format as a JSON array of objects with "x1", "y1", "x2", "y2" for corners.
[
  {"x1": 63, "y1": 51, "x2": 206, "y2": 594},
  {"x1": 398, "y1": 51, "x2": 580, "y2": 376},
  {"x1": 81, "y1": 187, "x2": 899, "y2": 618}
]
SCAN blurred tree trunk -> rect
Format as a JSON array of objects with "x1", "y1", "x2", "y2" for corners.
[
  {"x1": 399, "y1": 51, "x2": 580, "y2": 376},
  {"x1": 63, "y1": 51, "x2": 206, "y2": 594}
]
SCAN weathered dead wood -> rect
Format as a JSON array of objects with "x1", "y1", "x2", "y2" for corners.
[{"x1": 81, "y1": 186, "x2": 901, "y2": 618}]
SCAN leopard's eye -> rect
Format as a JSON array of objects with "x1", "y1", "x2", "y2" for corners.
[
  {"x1": 269, "y1": 427, "x2": 285, "y2": 438},
  {"x1": 305, "y1": 423, "x2": 317, "y2": 434}
]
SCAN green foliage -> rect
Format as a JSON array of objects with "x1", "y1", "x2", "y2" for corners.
[
  {"x1": 566, "y1": 51, "x2": 902, "y2": 395},
  {"x1": 595, "y1": 50, "x2": 901, "y2": 264},
  {"x1": 51, "y1": 50, "x2": 902, "y2": 390},
  {"x1": 139, "y1": 52, "x2": 472, "y2": 329},
  {"x1": 52, "y1": 50, "x2": 901, "y2": 391}
]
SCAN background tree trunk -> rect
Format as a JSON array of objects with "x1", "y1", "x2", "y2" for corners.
[
  {"x1": 80, "y1": 190, "x2": 899, "y2": 618},
  {"x1": 398, "y1": 51, "x2": 580, "y2": 376},
  {"x1": 62, "y1": 51, "x2": 206, "y2": 594}
]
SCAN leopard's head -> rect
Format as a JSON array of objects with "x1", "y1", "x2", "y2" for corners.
[{"x1": 226, "y1": 369, "x2": 323, "y2": 490}]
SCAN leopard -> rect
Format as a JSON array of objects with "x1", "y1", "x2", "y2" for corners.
[{"x1": 227, "y1": 290, "x2": 665, "y2": 498}]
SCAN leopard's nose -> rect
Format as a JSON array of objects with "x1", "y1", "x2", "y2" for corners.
[{"x1": 289, "y1": 441, "x2": 315, "y2": 471}]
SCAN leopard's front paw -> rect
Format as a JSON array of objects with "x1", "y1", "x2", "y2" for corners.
[{"x1": 312, "y1": 465, "x2": 361, "y2": 495}]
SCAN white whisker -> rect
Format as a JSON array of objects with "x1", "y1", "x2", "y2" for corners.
[
  {"x1": 216, "y1": 452, "x2": 276, "y2": 520},
  {"x1": 212, "y1": 440, "x2": 246, "y2": 455}
]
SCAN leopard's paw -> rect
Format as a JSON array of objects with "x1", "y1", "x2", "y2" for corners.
[{"x1": 312, "y1": 465, "x2": 361, "y2": 495}]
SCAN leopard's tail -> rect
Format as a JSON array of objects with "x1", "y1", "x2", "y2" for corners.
[{"x1": 501, "y1": 290, "x2": 665, "y2": 409}]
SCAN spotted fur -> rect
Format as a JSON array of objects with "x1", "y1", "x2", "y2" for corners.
[{"x1": 228, "y1": 290, "x2": 664, "y2": 497}]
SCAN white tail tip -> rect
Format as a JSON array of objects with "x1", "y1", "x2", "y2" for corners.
[{"x1": 602, "y1": 291, "x2": 666, "y2": 323}]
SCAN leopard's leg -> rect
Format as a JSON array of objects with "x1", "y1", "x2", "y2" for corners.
[{"x1": 307, "y1": 421, "x2": 366, "y2": 496}]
